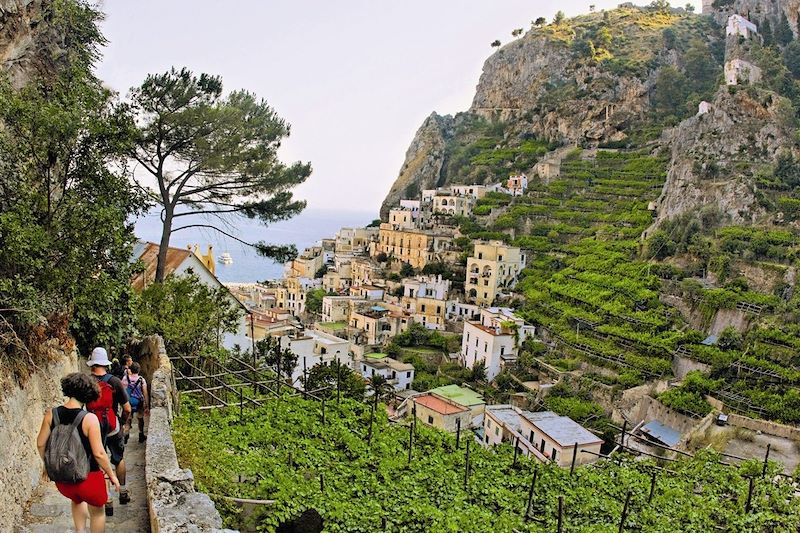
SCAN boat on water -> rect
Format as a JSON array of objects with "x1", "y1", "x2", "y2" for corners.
[{"x1": 219, "y1": 252, "x2": 233, "y2": 265}]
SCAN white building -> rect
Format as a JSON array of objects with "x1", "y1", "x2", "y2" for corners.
[
  {"x1": 725, "y1": 59, "x2": 762, "y2": 86},
  {"x1": 726, "y1": 14, "x2": 758, "y2": 39},
  {"x1": 132, "y1": 242, "x2": 250, "y2": 351},
  {"x1": 279, "y1": 328, "x2": 353, "y2": 389},
  {"x1": 402, "y1": 275, "x2": 450, "y2": 300},
  {"x1": 446, "y1": 301, "x2": 481, "y2": 322},
  {"x1": 358, "y1": 353, "x2": 415, "y2": 391},
  {"x1": 483, "y1": 407, "x2": 602, "y2": 467},
  {"x1": 388, "y1": 208, "x2": 416, "y2": 230},
  {"x1": 460, "y1": 307, "x2": 535, "y2": 381},
  {"x1": 697, "y1": 101, "x2": 712, "y2": 116}
]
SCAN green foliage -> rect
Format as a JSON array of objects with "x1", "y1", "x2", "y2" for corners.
[
  {"x1": 0, "y1": 0, "x2": 143, "y2": 361},
  {"x1": 775, "y1": 13, "x2": 794, "y2": 46},
  {"x1": 255, "y1": 336, "x2": 298, "y2": 381},
  {"x1": 129, "y1": 67, "x2": 311, "y2": 281},
  {"x1": 717, "y1": 326, "x2": 743, "y2": 351},
  {"x1": 134, "y1": 273, "x2": 242, "y2": 358},
  {"x1": 175, "y1": 396, "x2": 800, "y2": 531},
  {"x1": 304, "y1": 288, "x2": 326, "y2": 315},
  {"x1": 399, "y1": 262, "x2": 416, "y2": 277},
  {"x1": 303, "y1": 360, "x2": 365, "y2": 401}
]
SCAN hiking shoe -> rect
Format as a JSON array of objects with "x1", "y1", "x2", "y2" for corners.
[
  {"x1": 119, "y1": 488, "x2": 130, "y2": 505},
  {"x1": 138, "y1": 433, "x2": 147, "y2": 443},
  {"x1": 105, "y1": 501, "x2": 114, "y2": 516},
  {"x1": 124, "y1": 433, "x2": 130, "y2": 445}
]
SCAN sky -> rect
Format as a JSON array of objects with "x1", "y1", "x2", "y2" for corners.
[{"x1": 96, "y1": 0, "x2": 702, "y2": 214}]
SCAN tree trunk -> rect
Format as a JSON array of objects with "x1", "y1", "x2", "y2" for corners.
[{"x1": 155, "y1": 210, "x2": 173, "y2": 283}]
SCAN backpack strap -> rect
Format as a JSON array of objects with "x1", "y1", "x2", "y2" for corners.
[
  {"x1": 71, "y1": 410, "x2": 88, "y2": 431},
  {"x1": 100, "y1": 373, "x2": 113, "y2": 383},
  {"x1": 51, "y1": 407, "x2": 60, "y2": 427}
]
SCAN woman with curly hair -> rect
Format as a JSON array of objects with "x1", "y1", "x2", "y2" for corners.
[{"x1": 36, "y1": 372, "x2": 120, "y2": 533}]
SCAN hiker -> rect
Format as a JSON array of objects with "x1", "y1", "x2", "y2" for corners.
[
  {"x1": 122, "y1": 362, "x2": 149, "y2": 444},
  {"x1": 85, "y1": 347, "x2": 132, "y2": 511},
  {"x1": 110, "y1": 355, "x2": 132, "y2": 380},
  {"x1": 36, "y1": 372, "x2": 120, "y2": 533}
]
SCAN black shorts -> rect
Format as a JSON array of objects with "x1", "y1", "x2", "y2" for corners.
[{"x1": 106, "y1": 432, "x2": 125, "y2": 465}]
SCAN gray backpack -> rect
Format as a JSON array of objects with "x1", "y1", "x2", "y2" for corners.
[{"x1": 44, "y1": 408, "x2": 90, "y2": 483}]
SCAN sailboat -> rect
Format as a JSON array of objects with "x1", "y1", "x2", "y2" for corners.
[{"x1": 218, "y1": 251, "x2": 233, "y2": 265}]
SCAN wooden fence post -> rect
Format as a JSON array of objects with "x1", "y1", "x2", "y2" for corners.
[
  {"x1": 455, "y1": 417, "x2": 461, "y2": 449},
  {"x1": 513, "y1": 436, "x2": 520, "y2": 468},
  {"x1": 648, "y1": 471, "x2": 657, "y2": 503},
  {"x1": 407, "y1": 422, "x2": 414, "y2": 464},
  {"x1": 762, "y1": 443, "x2": 771, "y2": 477},
  {"x1": 745, "y1": 477, "x2": 754, "y2": 513},
  {"x1": 464, "y1": 439, "x2": 471, "y2": 489}
]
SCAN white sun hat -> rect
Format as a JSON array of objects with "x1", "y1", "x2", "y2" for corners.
[{"x1": 86, "y1": 346, "x2": 112, "y2": 367}]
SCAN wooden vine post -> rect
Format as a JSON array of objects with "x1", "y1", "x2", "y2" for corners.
[
  {"x1": 525, "y1": 467, "x2": 539, "y2": 520},
  {"x1": 407, "y1": 422, "x2": 414, "y2": 464},
  {"x1": 745, "y1": 476, "x2": 755, "y2": 513},
  {"x1": 464, "y1": 439, "x2": 471, "y2": 490},
  {"x1": 557, "y1": 495, "x2": 564, "y2": 533},
  {"x1": 618, "y1": 491, "x2": 631, "y2": 533},
  {"x1": 455, "y1": 417, "x2": 461, "y2": 449},
  {"x1": 762, "y1": 443, "x2": 771, "y2": 477},
  {"x1": 570, "y1": 442, "x2": 578, "y2": 475},
  {"x1": 513, "y1": 436, "x2": 520, "y2": 467},
  {"x1": 648, "y1": 471, "x2": 657, "y2": 503}
]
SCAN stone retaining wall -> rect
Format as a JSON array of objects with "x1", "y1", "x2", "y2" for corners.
[
  {"x1": 138, "y1": 336, "x2": 235, "y2": 532},
  {"x1": 727, "y1": 413, "x2": 800, "y2": 441},
  {"x1": 0, "y1": 341, "x2": 78, "y2": 525}
]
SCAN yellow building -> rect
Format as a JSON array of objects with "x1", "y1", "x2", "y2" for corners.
[
  {"x1": 465, "y1": 241, "x2": 525, "y2": 306},
  {"x1": 373, "y1": 224, "x2": 455, "y2": 270}
]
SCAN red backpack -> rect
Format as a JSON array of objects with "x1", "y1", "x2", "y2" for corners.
[{"x1": 86, "y1": 374, "x2": 117, "y2": 434}]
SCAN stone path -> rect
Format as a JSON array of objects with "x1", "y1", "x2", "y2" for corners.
[{"x1": 17, "y1": 433, "x2": 150, "y2": 533}]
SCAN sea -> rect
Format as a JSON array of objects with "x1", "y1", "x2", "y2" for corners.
[{"x1": 134, "y1": 208, "x2": 376, "y2": 283}]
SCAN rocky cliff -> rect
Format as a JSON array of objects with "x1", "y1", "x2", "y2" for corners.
[
  {"x1": 0, "y1": 0, "x2": 67, "y2": 88},
  {"x1": 651, "y1": 88, "x2": 797, "y2": 231},
  {"x1": 380, "y1": 7, "x2": 722, "y2": 218},
  {"x1": 380, "y1": 113, "x2": 454, "y2": 218}
]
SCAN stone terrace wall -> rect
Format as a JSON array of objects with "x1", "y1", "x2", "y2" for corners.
[
  {"x1": 136, "y1": 336, "x2": 235, "y2": 532},
  {"x1": 0, "y1": 342, "x2": 78, "y2": 525}
]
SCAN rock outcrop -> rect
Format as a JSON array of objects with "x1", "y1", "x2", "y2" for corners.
[
  {"x1": 0, "y1": 0, "x2": 68, "y2": 88},
  {"x1": 380, "y1": 112, "x2": 454, "y2": 219},
  {"x1": 649, "y1": 89, "x2": 797, "y2": 231},
  {"x1": 470, "y1": 35, "x2": 654, "y2": 143}
]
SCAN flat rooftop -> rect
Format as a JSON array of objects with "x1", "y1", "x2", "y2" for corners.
[
  {"x1": 414, "y1": 394, "x2": 468, "y2": 415},
  {"x1": 523, "y1": 411, "x2": 602, "y2": 447},
  {"x1": 430, "y1": 385, "x2": 484, "y2": 407}
]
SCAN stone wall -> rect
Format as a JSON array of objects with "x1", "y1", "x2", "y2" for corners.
[
  {"x1": 726, "y1": 413, "x2": 800, "y2": 441},
  {"x1": 0, "y1": 341, "x2": 78, "y2": 525},
  {"x1": 137, "y1": 336, "x2": 234, "y2": 533}
]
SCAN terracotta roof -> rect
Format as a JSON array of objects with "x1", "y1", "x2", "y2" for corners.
[
  {"x1": 414, "y1": 394, "x2": 468, "y2": 415},
  {"x1": 131, "y1": 242, "x2": 193, "y2": 291}
]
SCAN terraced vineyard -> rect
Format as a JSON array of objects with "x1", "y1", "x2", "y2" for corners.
[
  {"x1": 467, "y1": 148, "x2": 800, "y2": 423},
  {"x1": 175, "y1": 395, "x2": 800, "y2": 532}
]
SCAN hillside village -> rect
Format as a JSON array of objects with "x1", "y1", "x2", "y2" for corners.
[
  {"x1": 125, "y1": 5, "x2": 800, "y2": 472},
  {"x1": 4, "y1": 0, "x2": 800, "y2": 530}
]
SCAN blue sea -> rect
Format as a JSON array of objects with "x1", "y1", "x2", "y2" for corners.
[{"x1": 134, "y1": 208, "x2": 375, "y2": 282}]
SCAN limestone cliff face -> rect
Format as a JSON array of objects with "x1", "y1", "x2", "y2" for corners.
[
  {"x1": 380, "y1": 112, "x2": 454, "y2": 219},
  {"x1": 651, "y1": 89, "x2": 797, "y2": 230},
  {"x1": 470, "y1": 36, "x2": 656, "y2": 143},
  {"x1": 0, "y1": 0, "x2": 65, "y2": 87}
]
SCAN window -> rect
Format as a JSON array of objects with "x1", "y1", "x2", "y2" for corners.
[
  {"x1": 371, "y1": 369, "x2": 375, "y2": 376},
  {"x1": 487, "y1": 419, "x2": 491, "y2": 428},
  {"x1": 495, "y1": 427, "x2": 499, "y2": 436},
  {"x1": 530, "y1": 430, "x2": 535, "y2": 442},
  {"x1": 362, "y1": 365, "x2": 366, "y2": 372},
  {"x1": 485, "y1": 435, "x2": 489, "y2": 443},
  {"x1": 552, "y1": 449, "x2": 558, "y2": 462},
  {"x1": 428, "y1": 415, "x2": 434, "y2": 424},
  {"x1": 421, "y1": 304, "x2": 426, "y2": 312},
  {"x1": 405, "y1": 383, "x2": 410, "y2": 389},
  {"x1": 466, "y1": 333, "x2": 470, "y2": 343},
  {"x1": 406, "y1": 371, "x2": 411, "y2": 378},
  {"x1": 392, "y1": 371, "x2": 396, "y2": 379},
  {"x1": 484, "y1": 342, "x2": 488, "y2": 352},
  {"x1": 499, "y1": 255, "x2": 503, "y2": 261},
  {"x1": 478, "y1": 252, "x2": 483, "y2": 259},
  {"x1": 500, "y1": 346, "x2": 505, "y2": 355}
]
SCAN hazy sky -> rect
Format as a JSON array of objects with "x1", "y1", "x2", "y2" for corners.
[{"x1": 96, "y1": 1, "x2": 701, "y2": 214}]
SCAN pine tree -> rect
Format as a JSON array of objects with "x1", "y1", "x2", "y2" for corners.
[
  {"x1": 761, "y1": 19, "x2": 774, "y2": 47},
  {"x1": 776, "y1": 13, "x2": 794, "y2": 46}
]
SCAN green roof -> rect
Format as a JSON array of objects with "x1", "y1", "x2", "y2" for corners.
[
  {"x1": 430, "y1": 385, "x2": 484, "y2": 407},
  {"x1": 366, "y1": 352, "x2": 388, "y2": 360}
]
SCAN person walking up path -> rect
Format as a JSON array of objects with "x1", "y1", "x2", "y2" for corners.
[
  {"x1": 85, "y1": 348, "x2": 132, "y2": 514},
  {"x1": 34, "y1": 373, "x2": 119, "y2": 533}
]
